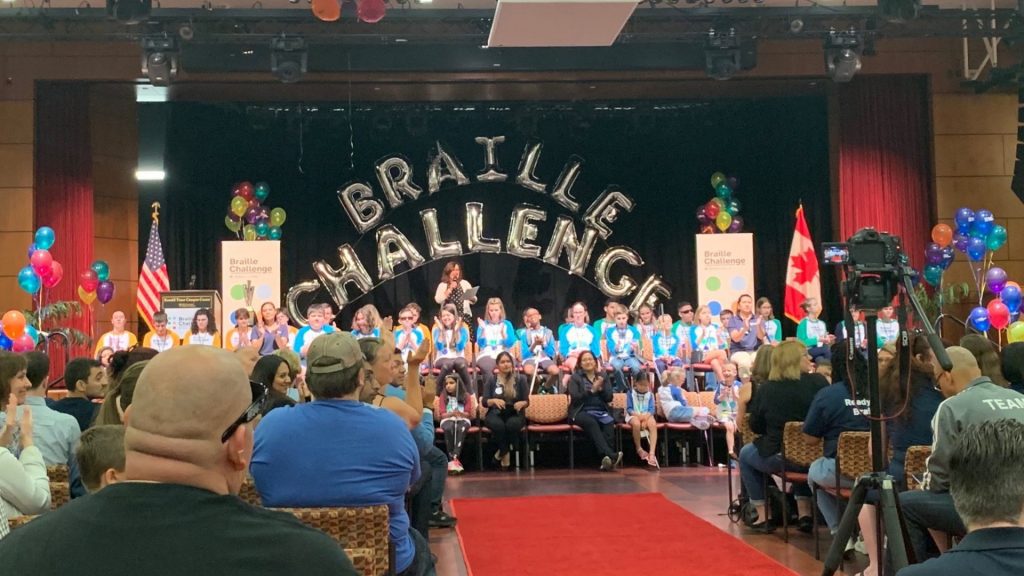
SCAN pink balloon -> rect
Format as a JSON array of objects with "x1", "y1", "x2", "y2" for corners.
[
  {"x1": 988, "y1": 299, "x2": 1011, "y2": 331},
  {"x1": 80, "y1": 269, "x2": 99, "y2": 292},
  {"x1": 30, "y1": 249, "x2": 53, "y2": 276},
  {"x1": 42, "y1": 261, "x2": 63, "y2": 289},
  {"x1": 11, "y1": 333, "x2": 35, "y2": 353},
  {"x1": 357, "y1": 0, "x2": 386, "y2": 23}
]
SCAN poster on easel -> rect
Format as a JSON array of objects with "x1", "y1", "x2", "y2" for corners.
[
  {"x1": 221, "y1": 241, "x2": 281, "y2": 347},
  {"x1": 695, "y1": 233, "x2": 755, "y2": 321}
]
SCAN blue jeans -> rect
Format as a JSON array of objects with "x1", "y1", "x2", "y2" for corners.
[
  {"x1": 610, "y1": 356, "x2": 642, "y2": 392},
  {"x1": 738, "y1": 443, "x2": 811, "y2": 505},
  {"x1": 808, "y1": 457, "x2": 854, "y2": 531},
  {"x1": 398, "y1": 527, "x2": 436, "y2": 576}
]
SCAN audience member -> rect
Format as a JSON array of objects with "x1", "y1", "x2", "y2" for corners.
[
  {"x1": 959, "y1": 333, "x2": 1010, "y2": 387},
  {"x1": 805, "y1": 341, "x2": 871, "y2": 535},
  {"x1": 107, "y1": 347, "x2": 158, "y2": 385},
  {"x1": 252, "y1": 332, "x2": 434, "y2": 576},
  {"x1": 18, "y1": 352, "x2": 85, "y2": 497},
  {"x1": 898, "y1": 420, "x2": 1024, "y2": 576},
  {"x1": 234, "y1": 346, "x2": 259, "y2": 377},
  {"x1": 96, "y1": 346, "x2": 114, "y2": 369},
  {"x1": 0, "y1": 345, "x2": 356, "y2": 576},
  {"x1": 94, "y1": 361, "x2": 147, "y2": 426},
  {"x1": 739, "y1": 340, "x2": 825, "y2": 532},
  {"x1": 0, "y1": 351, "x2": 50, "y2": 516},
  {"x1": 250, "y1": 355, "x2": 295, "y2": 415},
  {"x1": 1002, "y1": 342, "x2": 1024, "y2": 395},
  {"x1": 482, "y1": 351, "x2": 529, "y2": 471},
  {"x1": 74, "y1": 425, "x2": 125, "y2": 493},
  {"x1": 900, "y1": 346, "x2": 1024, "y2": 563},
  {"x1": 52, "y1": 358, "x2": 105, "y2": 431},
  {"x1": 438, "y1": 373, "x2": 474, "y2": 475},
  {"x1": 568, "y1": 350, "x2": 621, "y2": 471},
  {"x1": 626, "y1": 375, "x2": 659, "y2": 467},
  {"x1": 736, "y1": 345, "x2": 773, "y2": 429}
]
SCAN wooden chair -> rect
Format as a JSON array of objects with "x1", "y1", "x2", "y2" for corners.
[
  {"x1": 345, "y1": 547, "x2": 377, "y2": 576},
  {"x1": 47, "y1": 464, "x2": 69, "y2": 483},
  {"x1": 811, "y1": 431, "x2": 872, "y2": 558},
  {"x1": 903, "y1": 445, "x2": 931, "y2": 492},
  {"x1": 778, "y1": 421, "x2": 822, "y2": 543},
  {"x1": 50, "y1": 481, "x2": 71, "y2": 510},
  {"x1": 8, "y1": 514, "x2": 38, "y2": 530},
  {"x1": 238, "y1": 477, "x2": 263, "y2": 506},
  {"x1": 275, "y1": 505, "x2": 393, "y2": 576},
  {"x1": 524, "y1": 393, "x2": 578, "y2": 468}
]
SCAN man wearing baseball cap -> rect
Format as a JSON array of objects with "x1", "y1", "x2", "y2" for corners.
[{"x1": 251, "y1": 332, "x2": 434, "y2": 576}]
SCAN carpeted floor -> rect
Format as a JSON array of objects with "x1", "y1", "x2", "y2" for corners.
[{"x1": 450, "y1": 492, "x2": 799, "y2": 576}]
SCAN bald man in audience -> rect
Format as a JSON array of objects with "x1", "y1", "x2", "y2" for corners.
[
  {"x1": 234, "y1": 346, "x2": 259, "y2": 377},
  {"x1": 900, "y1": 345, "x2": 1024, "y2": 564},
  {"x1": 0, "y1": 345, "x2": 356, "y2": 576}
]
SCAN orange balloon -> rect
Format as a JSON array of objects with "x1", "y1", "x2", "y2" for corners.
[
  {"x1": 2, "y1": 310, "x2": 26, "y2": 340},
  {"x1": 1007, "y1": 281, "x2": 1021, "y2": 291},
  {"x1": 77, "y1": 285, "x2": 97, "y2": 306},
  {"x1": 931, "y1": 223, "x2": 953, "y2": 248}
]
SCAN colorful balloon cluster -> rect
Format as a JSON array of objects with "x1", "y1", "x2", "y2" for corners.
[
  {"x1": 20, "y1": 226, "x2": 65, "y2": 295},
  {"x1": 696, "y1": 172, "x2": 744, "y2": 234},
  {"x1": 225, "y1": 181, "x2": 287, "y2": 241},
  {"x1": 0, "y1": 309, "x2": 35, "y2": 352},
  {"x1": 78, "y1": 259, "x2": 115, "y2": 306}
]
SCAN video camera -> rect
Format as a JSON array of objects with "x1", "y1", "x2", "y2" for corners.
[{"x1": 822, "y1": 228, "x2": 905, "y2": 312}]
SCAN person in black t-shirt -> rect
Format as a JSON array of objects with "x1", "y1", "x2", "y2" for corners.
[
  {"x1": 0, "y1": 345, "x2": 355, "y2": 576},
  {"x1": 51, "y1": 358, "x2": 105, "y2": 431}
]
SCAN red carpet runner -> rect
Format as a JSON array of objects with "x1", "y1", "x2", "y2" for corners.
[{"x1": 451, "y1": 492, "x2": 798, "y2": 576}]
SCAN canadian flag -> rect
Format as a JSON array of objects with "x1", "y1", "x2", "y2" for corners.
[{"x1": 784, "y1": 205, "x2": 821, "y2": 323}]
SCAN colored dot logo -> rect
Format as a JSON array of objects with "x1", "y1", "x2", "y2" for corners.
[
  {"x1": 731, "y1": 276, "x2": 747, "y2": 291},
  {"x1": 706, "y1": 277, "x2": 722, "y2": 291}
]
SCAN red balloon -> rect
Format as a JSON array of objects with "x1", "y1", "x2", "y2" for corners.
[
  {"x1": 234, "y1": 182, "x2": 254, "y2": 201},
  {"x1": 988, "y1": 299, "x2": 1011, "y2": 330},
  {"x1": 11, "y1": 333, "x2": 35, "y2": 353},
  {"x1": 43, "y1": 261, "x2": 63, "y2": 289},
  {"x1": 80, "y1": 269, "x2": 99, "y2": 292},
  {"x1": 30, "y1": 249, "x2": 53, "y2": 276},
  {"x1": 705, "y1": 200, "x2": 721, "y2": 219},
  {"x1": 357, "y1": 0, "x2": 386, "y2": 23}
]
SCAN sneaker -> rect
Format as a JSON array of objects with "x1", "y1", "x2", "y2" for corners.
[
  {"x1": 429, "y1": 510, "x2": 457, "y2": 529},
  {"x1": 600, "y1": 456, "x2": 613, "y2": 471},
  {"x1": 614, "y1": 451, "x2": 623, "y2": 468},
  {"x1": 447, "y1": 460, "x2": 458, "y2": 474},
  {"x1": 452, "y1": 457, "x2": 464, "y2": 474}
]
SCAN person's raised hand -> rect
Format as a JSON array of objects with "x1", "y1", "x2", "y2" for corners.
[
  {"x1": 382, "y1": 315, "x2": 394, "y2": 335},
  {"x1": 408, "y1": 338, "x2": 431, "y2": 366},
  {"x1": 4, "y1": 393, "x2": 15, "y2": 429}
]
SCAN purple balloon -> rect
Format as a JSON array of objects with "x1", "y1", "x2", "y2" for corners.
[
  {"x1": 696, "y1": 206, "x2": 711, "y2": 225},
  {"x1": 257, "y1": 206, "x2": 270, "y2": 221},
  {"x1": 245, "y1": 207, "x2": 260, "y2": 225},
  {"x1": 940, "y1": 246, "x2": 955, "y2": 270},
  {"x1": 925, "y1": 242, "x2": 944, "y2": 265},
  {"x1": 986, "y1": 266, "x2": 1008, "y2": 294},
  {"x1": 26, "y1": 243, "x2": 37, "y2": 259},
  {"x1": 953, "y1": 232, "x2": 970, "y2": 253},
  {"x1": 96, "y1": 280, "x2": 115, "y2": 305},
  {"x1": 726, "y1": 176, "x2": 739, "y2": 190},
  {"x1": 728, "y1": 216, "x2": 744, "y2": 233}
]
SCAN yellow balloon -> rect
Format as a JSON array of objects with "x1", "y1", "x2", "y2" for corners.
[
  {"x1": 77, "y1": 285, "x2": 97, "y2": 305},
  {"x1": 270, "y1": 207, "x2": 287, "y2": 227},
  {"x1": 224, "y1": 215, "x2": 241, "y2": 233},
  {"x1": 1008, "y1": 321, "x2": 1024, "y2": 344},
  {"x1": 231, "y1": 196, "x2": 248, "y2": 217},
  {"x1": 710, "y1": 172, "x2": 726, "y2": 189},
  {"x1": 716, "y1": 210, "x2": 733, "y2": 232},
  {"x1": 243, "y1": 225, "x2": 257, "y2": 241}
]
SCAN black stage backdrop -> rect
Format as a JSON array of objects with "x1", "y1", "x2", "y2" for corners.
[{"x1": 148, "y1": 98, "x2": 838, "y2": 332}]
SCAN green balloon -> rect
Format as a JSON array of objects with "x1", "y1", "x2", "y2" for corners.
[
  {"x1": 727, "y1": 199, "x2": 742, "y2": 216},
  {"x1": 255, "y1": 221, "x2": 269, "y2": 237},
  {"x1": 269, "y1": 207, "x2": 287, "y2": 227},
  {"x1": 243, "y1": 225, "x2": 256, "y2": 241},
  {"x1": 224, "y1": 215, "x2": 241, "y2": 233},
  {"x1": 715, "y1": 182, "x2": 732, "y2": 200},
  {"x1": 269, "y1": 226, "x2": 283, "y2": 240},
  {"x1": 986, "y1": 225, "x2": 1008, "y2": 251},
  {"x1": 254, "y1": 182, "x2": 270, "y2": 201}
]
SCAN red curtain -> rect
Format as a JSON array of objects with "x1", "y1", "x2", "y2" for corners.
[
  {"x1": 34, "y1": 83, "x2": 95, "y2": 382},
  {"x1": 838, "y1": 76, "x2": 933, "y2": 271}
]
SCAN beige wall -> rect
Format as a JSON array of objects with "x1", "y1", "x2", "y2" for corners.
[{"x1": 0, "y1": 98, "x2": 34, "y2": 314}]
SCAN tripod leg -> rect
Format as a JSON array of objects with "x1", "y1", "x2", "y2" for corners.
[
  {"x1": 820, "y1": 477, "x2": 869, "y2": 576},
  {"x1": 879, "y1": 480, "x2": 910, "y2": 572}
]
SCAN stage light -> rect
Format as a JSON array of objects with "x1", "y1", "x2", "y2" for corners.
[
  {"x1": 141, "y1": 36, "x2": 178, "y2": 87},
  {"x1": 106, "y1": 0, "x2": 151, "y2": 24},
  {"x1": 135, "y1": 169, "x2": 166, "y2": 181},
  {"x1": 824, "y1": 28, "x2": 862, "y2": 83},
  {"x1": 271, "y1": 36, "x2": 307, "y2": 84},
  {"x1": 704, "y1": 28, "x2": 741, "y2": 81}
]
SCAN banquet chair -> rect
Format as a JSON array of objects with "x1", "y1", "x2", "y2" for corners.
[
  {"x1": 275, "y1": 505, "x2": 394, "y2": 576},
  {"x1": 777, "y1": 421, "x2": 821, "y2": 543}
]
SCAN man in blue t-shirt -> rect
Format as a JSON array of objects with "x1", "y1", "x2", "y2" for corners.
[{"x1": 252, "y1": 332, "x2": 435, "y2": 576}]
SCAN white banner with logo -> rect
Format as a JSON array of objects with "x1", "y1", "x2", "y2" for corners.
[
  {"x1": 221, "y1": 241, "x2": 282, "y2": 339},
  {"x1": 695, "y1": 233, "x2": 755, "y2": 319}
]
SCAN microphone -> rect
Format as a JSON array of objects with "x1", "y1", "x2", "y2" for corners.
[{"x1": 188, "y1": 274, "x2": 196, "y2": 289}]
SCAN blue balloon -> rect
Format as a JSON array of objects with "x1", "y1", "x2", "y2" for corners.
[
  {"x1": 0, "y1": 334, "x2": 11, "y2": 351},
  {"x1": 34, "y1": 226, "x2": 55, "y2": 251},
  {"x1": 940, "y1": 246, "x2": 955, "y2": 270},
  {"x1": 969, "y1": 306, "x2": 991, "y2": 332},
  {"x1": 954, "y1": 207, "x2": 975, "y2": 230},
  {"x1": 17, "y1": 266, "x2": 40, "y2": 294},
  {"x1": 924, "y1": 264, "x2": 943, "y2": 286},
  {"x1": 973, "y1": 209, "x2": 995, "y2": 236},
  {"x1": 967, "y1": 237, "x2": 987, "y2": 262},
  {"x1": 1003, "y1": 285, "x2": 1022, "y2": 314}
]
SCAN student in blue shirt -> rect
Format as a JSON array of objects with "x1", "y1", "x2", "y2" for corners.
[
  {"x1": 395, "y1": 306, "x2": 426, "y2": 367},
  {"x1": 558, "y1": 302, "x2": 600, "y2": 372},
  {"x1": 475, "y1": 298, "x2": 517, "y2": 376},
  {"x1": 603, "y1": 307, "x2": 642, "y2": 393},
  {"x1": 350, "y1": 304, "x2": 382, "y2": 340},
  {"x1": 519, "y1": 308, "x2": 560, "y2": 392},
  {"x1": 293, "y1": 305, "x2": 337, "y2": 363},
  {"x1": 432, "y1": 304, "x2": 473, "y2": 394},
  {"x1": 651, "y1": 314, "x2": 683, "y2": 375},
  {"x1": 626, "y1": 377, "x2": 659, "y2": 467}
]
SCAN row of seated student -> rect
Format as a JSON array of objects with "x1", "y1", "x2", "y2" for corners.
[{"x1": 735, "y1": 331, "x2": 1024, "y2": 576}]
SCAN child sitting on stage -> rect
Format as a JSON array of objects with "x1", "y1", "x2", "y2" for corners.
[
  {"x1": 657, "y1": 368, "x2": 710, "y2": 423},
  {"x1": 626, "y1": 377, "x2": 659, "y2": 468},
  {"x1": 714, "y1": 370, "x2": 741, "y2": 459},
  {"x1": 438, "y1": 373, "x2": 475, "y2": 475},
  {"x1": 350, "y1": 304, "x2": 382, "y2": 339}
]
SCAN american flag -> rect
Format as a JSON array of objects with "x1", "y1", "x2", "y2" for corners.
[{"x1": 137, "y1": 206, "x2": 170, "y2": 332}]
